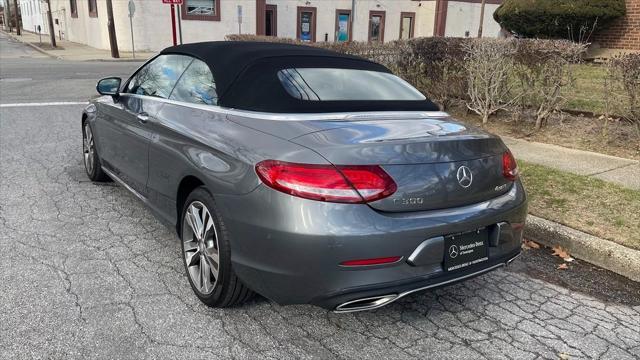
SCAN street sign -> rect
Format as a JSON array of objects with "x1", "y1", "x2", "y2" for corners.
[
  {"x1": 128, "y1": 0, "x2": 136, "y2": 18},
  {"x1": 162, "y1": 0, "x2": 183, "y2": 4}
]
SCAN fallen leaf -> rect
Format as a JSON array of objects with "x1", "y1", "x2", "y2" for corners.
[
  {"x1": 559, "y1": 352, "x2": 571, "y2": 359},
  {"x1": 523, "y1": 239, "x2": 541, "y2": 249},
  {"x1": 557, "y1": 263, "x2": 569, "y2": 270},
  {"x1": 552, "y1": 245, "x2": 571, "y2": 259}
]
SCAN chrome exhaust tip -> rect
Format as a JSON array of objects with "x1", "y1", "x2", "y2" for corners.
[
  {"x1": 334, "y1": 294, "x2": 399, "y2": 313},
  {"x1": 506, "y1": 251, "x2": 522, "y2": 266}
]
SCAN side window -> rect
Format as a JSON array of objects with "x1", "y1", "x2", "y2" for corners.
[
  {"x1": 170, "y1": 59, "x2": 217, "y2": 105},
  {"x1": 125, "y1": 55, "x2": 193, "y2": 99}
]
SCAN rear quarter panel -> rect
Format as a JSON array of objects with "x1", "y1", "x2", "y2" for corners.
[{"x1": 147, "y1": 103, "x2": 328, "y2": 226}]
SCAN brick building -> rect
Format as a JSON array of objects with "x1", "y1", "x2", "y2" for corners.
[{"x1": 592, "y1": 0, "x2": 640, "y2": 51}]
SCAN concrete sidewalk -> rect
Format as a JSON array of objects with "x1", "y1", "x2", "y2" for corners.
[
  {"x1": 1, "y1": 30, "x2": 153, "y2": 61},
  {"x1": 504, "y1": 137, "x2": 640, "y2": 190}
]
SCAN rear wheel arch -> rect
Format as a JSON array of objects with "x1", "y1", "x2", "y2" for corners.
[{"x1": 175, "y1": 175, "x2": 205, "y2": 234}]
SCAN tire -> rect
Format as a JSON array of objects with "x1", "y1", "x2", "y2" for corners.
[
  {"x1": 180, "y1": 186, "x2": 253, "y2": 307},
  {"x1": 82, "y1": 121, "x2": 110, "y2": 182}
]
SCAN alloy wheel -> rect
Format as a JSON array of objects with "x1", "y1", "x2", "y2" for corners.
[
  {"x1": 182, "y1": 201, "x2": 220, "y2": 295},
  {"x1": 83, "y1": 123, "x2": 95, "y2": 174}
]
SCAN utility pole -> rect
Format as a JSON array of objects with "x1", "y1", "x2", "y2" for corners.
[
  {"x1": 477, "y1": 0, "x2": 486, "y2": 38},
  {"x1": 351, "y1": 0, "x2": 356, "y2": 30},
  {"x1": 12, "y1": 0, "x2": 20, "y2": 35},
  {"x1": 45, "y1": 0, "x2": 56, "y2": 47},
  {"x1": 106, "y1": 0, "x2": 119, "y2": 58},
  {"x1": 5, "y1": 0, "x2": 13, "y2": 33}
]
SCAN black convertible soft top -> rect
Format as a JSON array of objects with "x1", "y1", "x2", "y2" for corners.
[{"x1": 161, "y1": 41, "x2": 439, "y2": 113}]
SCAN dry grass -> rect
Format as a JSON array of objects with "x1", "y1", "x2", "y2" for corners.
[
  {"x1": 520, "y1": 161, "x2": 640, "y2": 250},
  {"x1": 564, "y1": 63, "x2": 620, "y2": 115}
]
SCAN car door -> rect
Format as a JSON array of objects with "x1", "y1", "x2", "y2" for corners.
[
  {"x1": 98, "y1": 54, "x2": 193, "y2": 196},
  {"x1": 145, "y1": 57, "x2": 220, "y2": 222}
]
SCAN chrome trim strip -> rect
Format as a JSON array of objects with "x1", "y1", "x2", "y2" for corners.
[
  {"x1": 101, "y1": 166, "x2": 148, "y2": 204},
  {"x1": 117, "y1": 93, "x2": 450, "y2": 122},
  {"x1": 334, "y1": 253, "x2": 521, "y2": 313},
  {"x1": 407, "y1": 236, "x2": 444, "y2": 265},
  {"x1": 506, "y1": 251, "x2": 522, "y2": 265}
]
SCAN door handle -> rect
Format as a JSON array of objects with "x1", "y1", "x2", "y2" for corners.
[{"x1": 136, "y1": 112, "x2": 149, "y2": 123}]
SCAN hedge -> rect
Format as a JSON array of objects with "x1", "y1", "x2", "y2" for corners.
[{"x1": 494, "y1": 0, "x2": 626, "y2": 40}]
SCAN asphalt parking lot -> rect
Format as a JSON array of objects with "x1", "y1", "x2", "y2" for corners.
[{"x1": 1, "y1": 33, "x2": 639, "y2": 359}]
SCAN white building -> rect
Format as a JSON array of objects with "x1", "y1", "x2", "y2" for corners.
[
  {"x1": 18, "y1": 0, "x2": 504, "y2": 52},
  {"x1": 17, "y1": 0, "x2": 47, "y2": 34}
]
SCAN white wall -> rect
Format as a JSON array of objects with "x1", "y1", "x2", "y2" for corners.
[
  {"x1": 49, "y1": 0, "x2": 257, "y2": 52},
  {"x1": 57, "y1": 0, "x2": 429, "y2": 52},
  {"x1": 19, "y1": 0, "x2": 47, "y2": 34},
  {"x1": 49, "y1": 0, "x2": 108, "y2": 49},
  {"x1": 125, "y1": 0, "x2": 258, "y2": 51},
  {"x1": 444, "y1": 1, "x2": 502, "y2": 38},
  {"x1": 416, "y1": 0, "x2": 435, "y2": 37}
]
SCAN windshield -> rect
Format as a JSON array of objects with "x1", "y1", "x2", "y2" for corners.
[{"x1": 277, "y1": 68, "x2": 426, "y2": 101}]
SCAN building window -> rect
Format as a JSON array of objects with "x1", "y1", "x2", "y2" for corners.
[
  {"x1": 335, "y1": 9, "x2": 352, "y2": 43},
  {"x1": 400, "y1": 12, "x2": 415, "y2": 40},
  {"x1": 297, "y1": 6, "x2": 316, "y2": 42},
  {"x1": 70, "y1": 0, "x2": 78, "y2": 18},
  {"x1": 181, "y1": 0, "x2": 220, "y2": 21},
  {"x1": 368, "y1": 11, "x2": 386, "y2": 43},
  {"x1": 88, "y1": 0, "x2": 98, "y2": 18}
]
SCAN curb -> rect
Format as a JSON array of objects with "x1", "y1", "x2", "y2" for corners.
[
  {"x1": 1, "y1": 30, "x2": 147, "y2": 62},
  {"x1": 524, "y1": 215, "x2": 640, "y2": 282},
  {"x1": 1, "y1": 30, "x2": 61, "y2": 59}
]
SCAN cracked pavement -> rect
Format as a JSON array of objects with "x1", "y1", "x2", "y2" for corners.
[{"x1": 1, "y1": 32, "x2": 639, "y2": 359}]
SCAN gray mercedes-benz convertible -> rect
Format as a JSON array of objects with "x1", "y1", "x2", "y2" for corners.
[{"x1": 82, "y1": 42, "x2": 527, "y2": 312}]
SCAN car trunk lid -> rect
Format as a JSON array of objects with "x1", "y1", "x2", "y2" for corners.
[{"x1": 289, "y1": 116, "x2": 512, "y2": 212}]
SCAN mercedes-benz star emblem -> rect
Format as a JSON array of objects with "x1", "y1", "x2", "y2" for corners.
[
  {"x1": 449, "y1": 245, "x2": 459, "y2": 258},
  {"x1": 456, "y1": 166, "x2": 473, "y2": 188}
]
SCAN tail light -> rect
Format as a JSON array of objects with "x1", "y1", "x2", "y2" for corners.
[
  {"x1": 255, "y1": 160, "x2": 397, "y2": 203},
  {"x1": 502, "y1": 151, "x2": 519, "y2": 181}
]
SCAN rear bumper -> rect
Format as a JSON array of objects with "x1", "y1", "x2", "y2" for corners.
[
  {"x1": 214, "y1": 180, "x2": 527, "y2": 310},
  {"x1": 331, "y1": 249, "x2": 521, "y2": 312}
]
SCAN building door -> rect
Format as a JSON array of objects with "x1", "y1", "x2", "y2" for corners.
[
  {"x1": 265, "y1": 4, "x2": 277, "y2": 36},
  {"x1": 368, "y1": 11, "x2": 386, "y2": 43},
  {"x1": 297, "y1": 7, "x2": 316, "y2": 42},
  {"x1": 400, "y1": 12, "x2": 415, "y2": 39},
  {"x1": 335, "y1": 10, "x2": 352, "y2": 42}
]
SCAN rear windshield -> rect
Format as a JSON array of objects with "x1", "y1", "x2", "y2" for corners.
[
  {"x1": 220, "y1": 56, "x2": 439, "y2": 113},
  {"x1": 277, "y1": 68, "x2": 426, "y2": 101}
]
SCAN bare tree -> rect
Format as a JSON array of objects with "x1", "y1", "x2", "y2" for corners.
[
  {"x1": 464, "y1": 39, "x2": 518, "y2": 124},
  {"x1": 608, "y1": 53, "x2": 640, "y2": 141},
  {"x1": 513, "y1": 40, "x2": 586, "y2": 130}
]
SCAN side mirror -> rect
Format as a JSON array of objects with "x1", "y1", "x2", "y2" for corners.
[{"x1": 96, "y1": 77, "x2": 121, "y2": 97}]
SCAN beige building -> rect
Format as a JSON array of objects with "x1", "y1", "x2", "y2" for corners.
[{"x1": 17, "y1": 0, "x2": 503, "y2": 52}]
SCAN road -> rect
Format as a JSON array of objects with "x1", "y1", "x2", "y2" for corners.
[{"x1": 1, "y1": 33, "x2": 639, "y2": 359}]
